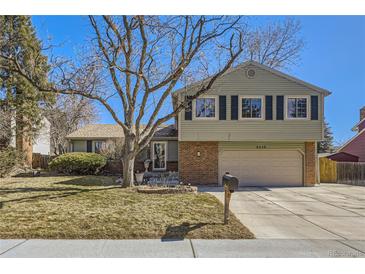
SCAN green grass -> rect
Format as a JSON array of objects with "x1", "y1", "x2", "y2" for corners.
[{"x1": 0, "y1": 176, "x2": 254, "y2": 239}]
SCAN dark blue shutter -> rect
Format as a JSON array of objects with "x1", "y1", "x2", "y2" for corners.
[
  {"x1": 265, "y1": 96, "x2": 273, "y2": 120},
  {"x1": 219, "y1": 96, "x2": 226, "y2": 120},
  {"x1": 184, "y1": 96, "x2": 193, "y2": 120},
  {"x1": 311, "y1": 96, "x2": 319, "y2": 120},
  {"x1": 276, "y1": 96, "x2": 284, "y2": 120},
  {"x1": 231, "y1": 95, "x2": 238, "y2": 120}
]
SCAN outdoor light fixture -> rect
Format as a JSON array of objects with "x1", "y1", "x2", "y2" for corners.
[{"x1": 197, "y1": 151, "x2": 201, "y2": 157}]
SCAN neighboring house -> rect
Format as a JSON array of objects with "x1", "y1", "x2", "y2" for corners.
[
  {"x1": 173, "y1": 60, "x2": 330, "y2": 187},
  {"x1": 10, "y1": 116, "x2": 51, "y2": 155},
  {"x1": 327, "y1": 106, "x2": 365, "y2": 162},
  {"x1": 33, "y1": 118, "x2": 51, "y2": 155},
  {"x1": 66, "y1": 124, "x2": 178, "y2": 172},
  {"x1": 66, "y1": 61, "x2": 330, "y2": 187}
]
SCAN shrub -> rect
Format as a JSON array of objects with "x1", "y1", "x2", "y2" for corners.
[
  {"x1": 49, "y1": 152, "x2": 107, "y2": 175},
  {"x1": 0, "y1": 147, "x2": 24, "y2": 177}
]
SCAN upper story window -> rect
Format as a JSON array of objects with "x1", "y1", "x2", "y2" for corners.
[
  {"x1": 195, "y1": 97, "x2": 217, "y2": 119},
  {"x1": 240, "y1": 96, "x2": 264, "y2": 119},
  {"x1": 286, "y1": 96, "x2": 309, "y2": 119}
]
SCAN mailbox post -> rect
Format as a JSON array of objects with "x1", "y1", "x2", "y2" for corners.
[{"x1": 222, "y1": 172, "x2": 238, "y2": 224}]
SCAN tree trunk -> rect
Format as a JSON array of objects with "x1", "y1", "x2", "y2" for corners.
[
  {"x1": 121, "y1": 135, "x2": 136, "y2": 188},
  {"x1": 122, "y1": 154, "x2": 135, "y2": 187}
]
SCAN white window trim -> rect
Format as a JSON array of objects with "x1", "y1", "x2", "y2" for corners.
[
  {"x1": 92, "y1": 140, "x2": 106, "y2": 153},
  {"x1": 192, "y1": 95, "x2": 219, "y2": 120},
  {"x1": 284, "y1": 95, "x2": 310, "y2": 120},
  {"x1": 239, "y1": 95, "x2": 265, "y2": 120},
  {"x1": 151, "y1": 141, "x2": 168, "y2": 171}
]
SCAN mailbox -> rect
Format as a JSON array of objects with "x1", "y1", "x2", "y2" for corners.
[{"x1": 222, "y1": 173, "x2": 239, "y2": 193}]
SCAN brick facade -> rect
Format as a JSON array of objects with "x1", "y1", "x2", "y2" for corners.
[
  {"x1": 179, "y1": 141, "x2": 218, "y2": 185},
  {"x1": 304, "y1": 141, "x2": 316, "y2": 186}
]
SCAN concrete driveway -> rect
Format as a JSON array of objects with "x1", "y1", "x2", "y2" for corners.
[{"x1": 204, "y1": 184, "x2": 365, "y2": 240}]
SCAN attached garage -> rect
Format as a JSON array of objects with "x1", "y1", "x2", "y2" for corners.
[{"x1": 219, "y1": 149, "x2": 304, "y2": 187}]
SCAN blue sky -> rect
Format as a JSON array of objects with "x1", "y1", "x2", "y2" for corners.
[{"x1": 32, "y1": 16, "x2": 365, "y2": 145}]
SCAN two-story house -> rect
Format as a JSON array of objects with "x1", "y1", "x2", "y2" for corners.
[
  {"x1": 66, "y1": 60, "x2": 330, "y2": 187},
  {"x1": 172, "y1": 61, "x2": 330, "y2": 187}
]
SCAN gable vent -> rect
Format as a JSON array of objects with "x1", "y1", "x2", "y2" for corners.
[{"x1": 246, "y1": 68, "x2": 256, "y2": 79}]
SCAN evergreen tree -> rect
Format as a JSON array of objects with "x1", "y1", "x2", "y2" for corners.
[
  {"x1": 0, "y1": 16, "x2": 52, "y2": 163},
  {"x1": 317, "y1": 119, "x2": 334, "y2": 153}
]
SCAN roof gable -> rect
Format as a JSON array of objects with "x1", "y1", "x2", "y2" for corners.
[
  {"x1": 338, "y1": 128, "x2": 365, "y2": 152},
  {"x1": 173, "y1": 60, "x2": 331, "y2": 96}
]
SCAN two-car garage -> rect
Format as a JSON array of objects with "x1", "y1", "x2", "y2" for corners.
[{"x1": 219, "y1": 146, "x2": 304, "y2": 187}]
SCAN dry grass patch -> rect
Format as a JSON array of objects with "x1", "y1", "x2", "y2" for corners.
[{"x1": 0, "y1": 176, "x2": 254, "y2": 239}]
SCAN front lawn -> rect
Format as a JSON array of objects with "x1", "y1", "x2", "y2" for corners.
[{"x1": 0, "y1": 176, "x2": 254, "y2": 239}]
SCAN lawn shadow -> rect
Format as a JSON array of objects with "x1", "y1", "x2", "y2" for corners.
[
  {"x1": 54, "y1": 176, "x2": 119, "y2": 187},
  {"x1": 0, "y1": 180, "x2": 120, "y2": 207},
  {"x1": 161, "y1": 222, "x2": 217, "y2": 241},
  {"x1": 198, "y1": 186, "x2": 272, "y2": 192}
]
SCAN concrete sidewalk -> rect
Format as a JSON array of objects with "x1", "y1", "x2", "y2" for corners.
[{"x1": 1, "y1": 239, "x2": 365, "y2": 258}]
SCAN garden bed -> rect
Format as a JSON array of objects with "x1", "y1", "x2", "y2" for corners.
[{"x1": 136, "y1": 184, "x2": 197, "y2": 194}]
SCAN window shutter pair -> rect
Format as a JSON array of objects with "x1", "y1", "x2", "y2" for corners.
[
  {"x1": 184, "y1": 95, "x2": 227, "y2": 120},
  {"x1": 276, "y1": 95, "x2": 319, "y2": 120}
]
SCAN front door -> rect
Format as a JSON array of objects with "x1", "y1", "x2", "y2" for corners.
[{"x1": 152, "y1": 142, "x2": 167, "y2": 171}]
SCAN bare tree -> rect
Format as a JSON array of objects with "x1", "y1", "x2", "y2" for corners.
[
  {"x1": 1, "y1": 16, "x2": 246, "y2": 186},
  {"x1": 45, "y1": 94, "x2": 99, "y2": 155},
  {"x1": 0, "y1": 16, "x2": 304, "y2": 187},
  {"x1": 245, "y1": 18, "x2": 304, "y2": 69}
]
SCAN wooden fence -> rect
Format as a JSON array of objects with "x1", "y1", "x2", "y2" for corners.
[
  {"x1": 32, "y1": 153, "x2": 51, "y2": 169},
  {"x1": 319, "y1": 157, "x2": 337, "y2": 183},
  {"x1": 320, "y1": 158, "x2": 365, "y2": 185},
  {"x1": 337, "y1": 162, "x2": 365, "y2": 185}
]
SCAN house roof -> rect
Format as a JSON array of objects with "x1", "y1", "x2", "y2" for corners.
[
  {"x1": 337, "y1": 128, "x2": 365, "y2": 152},
  {"x1": 66, "y1": 124, "x2": 178, "y2": 140},
  {"x1": 327, "y1": 151, "x2": 359, "y2": 162},
  {"x1": 152, "y1": 124, "x2": 178, "y2": 139},
  {"x1": 351, "y1": 118, "x2": 365, "y2": 131},
  {"x1": 66, "y1": 124, "x2": 124, "y2": 139},
  {"x1": 172, "y1": 60, "x2": 331, "y2": 97}
]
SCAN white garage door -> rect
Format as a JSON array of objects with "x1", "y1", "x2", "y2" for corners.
[{"x1": 219, "y1": 150, "x2": 303, "y2": 187}]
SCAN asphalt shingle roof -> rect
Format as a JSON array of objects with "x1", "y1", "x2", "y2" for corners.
[
  {"x1": 66, "y1": 124, "x2": 124, "y2": 139},
  {"x1": 66, "y1": 124, "x2": 178, "y2": 139}
]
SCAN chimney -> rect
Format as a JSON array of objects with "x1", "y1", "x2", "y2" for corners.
[{"x1": 361, "y1": 106, "x2": 365, "y2": 121}]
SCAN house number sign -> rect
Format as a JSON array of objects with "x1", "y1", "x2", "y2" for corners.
[{"x1": 256, "y1": 145, "x2": 267, "y2": 149}]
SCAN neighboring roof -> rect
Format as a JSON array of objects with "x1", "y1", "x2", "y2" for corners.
[
  {"x1": 337, "y1": 128, "x2": 365, "y2": 152},
  {"x1": 66, "y1": 124, "x2": 124, "y2": 139},
  {"x1": 152, "y1": 124, "x2": 178, "y2": 139},
  {"x1": 172, "y1": 60, "x2": 331, "y2": 96},
  {"x1": 351, "y1": 118, "x2": 365, "y2": 131},
  {"x1": 327, "y1": 151, "x2": 359, "y2": 162}
]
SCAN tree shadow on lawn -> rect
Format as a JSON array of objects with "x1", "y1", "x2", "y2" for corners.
[
  {"x1": 0, "y1": 182, "x2": 120, "y2": 207},
  {"x1": 161, "y1": 222, "x2": 218, "y2": 241},
  {"x1": 54, "y1": 176, "x2": 119, "y2": 187}
]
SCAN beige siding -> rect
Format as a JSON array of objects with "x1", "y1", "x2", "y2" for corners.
[
  {"x1": 219, "y1": 141, "x2": 305, "y2": 151},
  {"x1": 167, "y1": 140, "x2": 178, "y2": 161},
  {"x1": 72, "y1": 140, "x2": 87, "y2": 152},
  {"x1": 178, "y1": 64, "x2": 325, "y2": 141}
]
